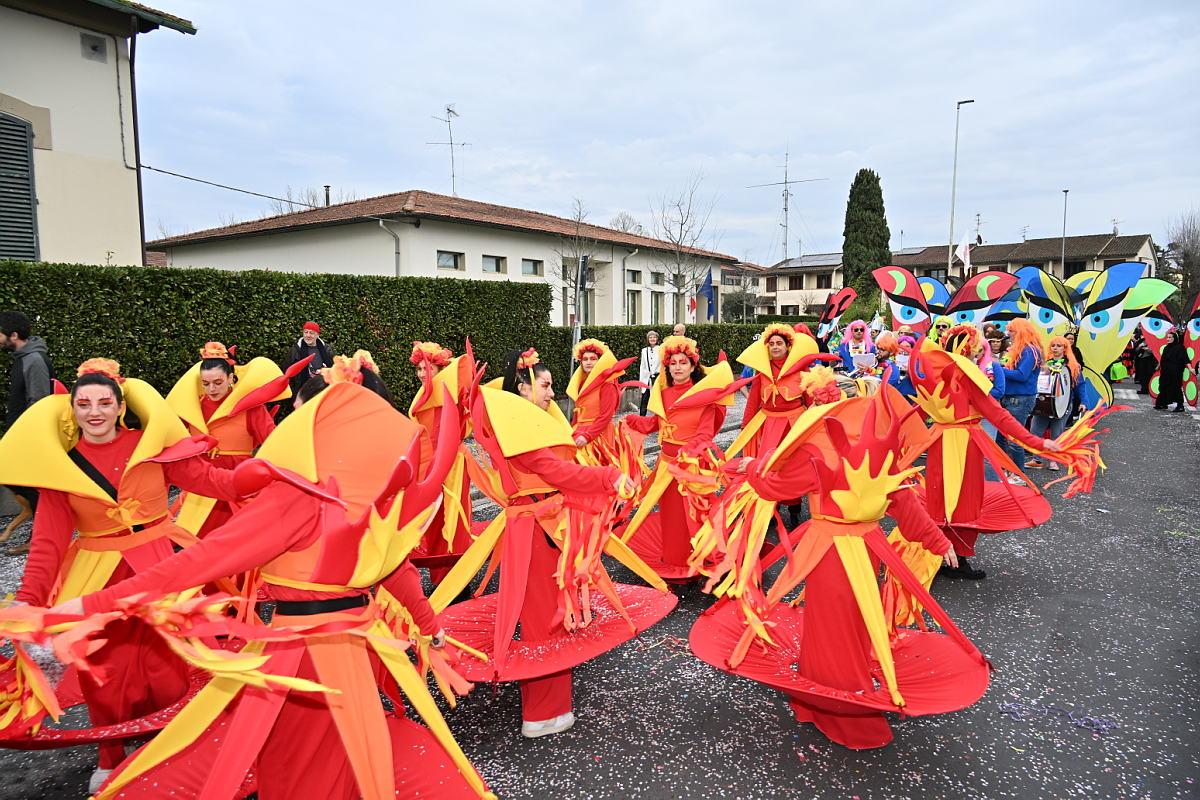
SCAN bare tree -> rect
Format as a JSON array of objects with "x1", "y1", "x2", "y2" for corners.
[
  {"x1": 650, "y1": 173, "x2": 720, "y2": 322},
  {"x1": 154, "y1": 217, "x2": 175, "y2": 240},
  {"x1": 552, "y1": 198, "x2": 598, "y2": 325},
  {"x1": 1164, "y1": 208, "x2": 1200, "y2": 315},
  {"x1": 266, "y1": 185, "x2": 358, "y2": 216},
  {"x1": 720, "y1": 262, "x2": 760, "y2": 323},
  {"x1": 609, "y1": 211, "x2": 646, "y2": 236}
]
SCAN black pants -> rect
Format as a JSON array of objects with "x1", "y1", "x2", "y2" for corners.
[
  {"x1": 4, "y1": 484, "x2": 38, "y2": 513},
  {"x1": 639, "y1": 387, "x2": 652, "y2": 415}
]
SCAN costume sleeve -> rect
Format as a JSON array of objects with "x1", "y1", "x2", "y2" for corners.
[
  {"x1": 838, "y1": 343, "x2": 854, "y2": 372},
  {"x1": 969, "y1": 381, "x2": 1048, "y2": 450},
  {"x1": 574, "y1": 383, "x2": 620, "y2": 442},
  {"x1": 1003, "y1": 349, "x2": 1038, "y2": 386},
  {"x1": 22, "y1": 357, "x2": 52, "y2": 407},
  {"x1": 888, "y1": 487, "x2": 951, "y2": 555},
  {"x1": 989, "y1": 363, "x2": 1006, "y2": 400},
  {"x1": 747, "y1": 452, "x2": 821, "y2": 501},
  {"x1": 741, "y1": 375, "x2": 763, "y2": 426},
  {"x1": 163, "y1": 455, "x2": 240, "y2": 503},
  {"x1": 83, "y1": 483, "x2": 321, "y2": 614},
  {"x1": 245, "y1": 405, "x2": 276, "y2": 448},
  {"x1": 14, "y1": 489, "x2": 75, "y2": 605},
  {"x1": 624, "y1": 413, "x2": 660, "y2": 435},
  {"x1": 509, "y1": 448, "x2": 620, "y2": 496},
  {"x1": 379, "y1": 560, "x2": 437, "y2": 635}
]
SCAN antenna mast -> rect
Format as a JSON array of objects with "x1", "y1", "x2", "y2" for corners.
[
  {"x1": 427, "y1": 104, "x2": 471, "y2": 196},
  {"x1": 747, "y1": 150, "x2": 826, "y2": 263}
]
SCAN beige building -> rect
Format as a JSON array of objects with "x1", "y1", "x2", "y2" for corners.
[
  {"x1": 0, "y1": 0, "x2": 194, "y2": 265},
  {"x1": 754, "y1": 233, "x2": 1157, "y2": 313},
  {"x1": 150, "y1": 190, "x2": 736, "y2": 326}
]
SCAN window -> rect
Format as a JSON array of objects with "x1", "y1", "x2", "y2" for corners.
[
  {"x1": 781, "y1": 305, "x2": 801, "y2": 315},
  {"x1": 626, "y1": 269, "x2": 642, "y2": 284},
  {"x1": 651, "y1": 291, "x2": 664, "y2": 324},
  {"x1": 816, "y1": 273, "x2": 833, "y2": 289},
  {"x1": 651, "y1": 272, "x2": 666, "y2": 286},
  {"x1": 749, "y1": 277, "x2": 760, "y2": 287},
  {"x1": 521, "y1": 258, "x2": 544, "y2": 276},
  {"x1": 482, "y1": 255, "x2": 506, "y2": 274},
  {"x1": 437, "y1": 250, "x2": 464, "y2": 271},
  {"x1": 987, "y1": 265, "x2": 1009, "y2": 272},
  {"x1": 721, "y1": 274, "x2": 741, "y2": 287},
  {"x1": 0, "y1": 112, "x2": 39, "y2": 260},
  {"x1": 1063, "y1": 260, "x2": 1087, "y2": 278},
  {"x1": 788, "y1": 275, "x2": 804, "y2": 291},
  {"x1": 766, "y1": 277, "x2": 777, "y2": 293},
  {"x1": 626, "y1": 290, "x2": 641, "y2": 324},
  {"x1": 922, "y1": 268, "x2": 948, "y2": 283}
]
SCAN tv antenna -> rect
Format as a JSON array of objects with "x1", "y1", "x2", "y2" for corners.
[
  {"x1": 1111, "y1": 217, "x2": 1122, "y2": 235},
  {"x1": 747, "y1": 150, "x2": 826, "y2": 262},
  {"x1": 427, "y1": 104, "x2": 471, "y2": 196},
  {"x1": 1020, "y1": 224, "x2": 1030, "y2": 241}
]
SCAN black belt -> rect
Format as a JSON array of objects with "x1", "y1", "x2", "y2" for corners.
[{"x1": 274, "y1": 594, "x2": 369, "y2": 616}]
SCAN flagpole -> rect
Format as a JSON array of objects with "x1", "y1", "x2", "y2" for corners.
[{"x1": 947, "y1": 99, "x2": 975, "y2": 276}]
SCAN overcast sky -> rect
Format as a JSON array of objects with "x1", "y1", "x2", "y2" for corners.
[{"x1": 136, "y1": 1, "x2": 1199, "y2": 264}]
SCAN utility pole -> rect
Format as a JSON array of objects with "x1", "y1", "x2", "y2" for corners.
[
  {"x1": 426, "y1": 104, "x2": 471, "y2": 196},
  {"x1": 1061, "y1": 189, "x2": 1070, "y2": 275},
  {"x1": 748, "y1": 150, "x2": 826, "y2": 263},
  {"x1": 947, "y1": 99, "x2": 975, "y2": 272}
]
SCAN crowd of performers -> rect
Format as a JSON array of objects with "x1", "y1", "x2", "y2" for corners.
[{"x1": 0, "y1": 311, "x2": 1126, "y2": 798}]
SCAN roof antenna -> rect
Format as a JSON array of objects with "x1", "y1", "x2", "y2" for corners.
[
  {"x1": 1111, "y1": 217, "x2": 1121, "y2": 235},
  {"x1": 747, "y1": 148, "x2": 826, "y2": 262},
  {"x1": 427, "y1": 104, "x2": 471, "y2": 197}
]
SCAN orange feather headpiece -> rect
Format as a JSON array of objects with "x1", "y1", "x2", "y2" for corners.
[
  {"x1": 198, "y1": 341, "x2": 237, "y2": 366},
  {"x1": 799, "y1": 364, "x2": 843, "y2": 406},
  {"x1": 320, "y1": 350, "x2": 379, "y2": 386},
  {"x1": 761, "y1": 323, "x2": 795, "y2": 347},
  {"x1": 517, "y1": 348, "x2": 540, "y2": 370},
  {"x1": 573, "y1": 338, "x2": 607, "y2": 361},
  {"x1": 76, "y1": 358, "x2": 124, "y2": 384},
  {"x1": 940, "y1": 324, "x2": 984, "y2": 358},
  {"x1": 661, "y1": 335, "x2": 700, "y2": 364}
]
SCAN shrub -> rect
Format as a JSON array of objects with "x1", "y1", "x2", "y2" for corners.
[
  {"x1": 753, "y1": 314, "x2": 821, "y2": 327},
  {"x1": 0, "y1": 260, "x2": 550, "y2": 422}
]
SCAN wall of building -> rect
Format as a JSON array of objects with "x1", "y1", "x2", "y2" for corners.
[
  {"x1": 0, "y1": 5, "x2": 142, "y2": 265},
  {"x1": 163, "y1": 223, "x2": 395, "y2": 276}
]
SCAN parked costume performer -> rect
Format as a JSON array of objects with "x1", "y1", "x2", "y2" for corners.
[
  {"x1": 903, "y1": 327, "x2": 1084, "y2": 579},
  {"x1": 566, "y1": 338, "x2": 639, "y2": 468},
  {"x1": 165, "y1": 342, "x2": 298, "y2": 537},
  {"x1": 689, "y1": 382, "x2": 991, "y2": 750},
  {"x1": 409, "y1": 341, "x2": 477, "y2": 585},
  {"x1": 68, "y1": 369, "x2": 492, "y2": 800},
  {"x1": 621, "y1": 336, "x2": 748, "y2": 581},
  {"x1": 0, "y1": 359, "x2": 240, "y2": 780},
  {"x1": 727, "y1": 323, "x2": 839, "y2": 459},
  {"x1": 432, "y1": 348, "x2": 676, "y2": 738}
]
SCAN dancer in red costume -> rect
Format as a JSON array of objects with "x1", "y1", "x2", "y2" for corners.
[
  {"x1": 53, "y1": 361, "x2": 491, "y2": 800},
  {"x1": 690, "y1": 382, "x2": 990, "y2": 750},
  {"x1": 621, "y1": 336, "x2": 747, "y2": 581},
  {"x1": 904, "y1": 327, "x2": 1072, "y2": 579},
  {"x1": 165, "y1": 342, "x2": 297, "y2": 537},
  {"x1": 433, "y1": 347, "x2": 675, "y2": 738},
  {"x1": 0, "y1": 359, "x2": 240, "y2": 790},
  {"x1": 566, "y1": 338, "x2": 638, "y2": 467},
  {"x1": 408, "y1": 341, "x2": 476, "y2": 585}
]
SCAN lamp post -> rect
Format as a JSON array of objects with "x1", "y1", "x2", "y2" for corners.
[
  {"x1": 1060, "y1": 189, "x2": 1069, "y2": 276},
  {"x1": 947, "y1": 99, "x2": 975, "y2": 274}
]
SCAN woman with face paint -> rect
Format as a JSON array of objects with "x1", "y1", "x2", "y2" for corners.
[
  {"x1": 165, "y1": 342, "x2": 292, "y2": 538},
  {"x1": 621, "y1": 336, "x2": 748, "y2": 581},
  {"x1": 0, "y1": 358, "x2": 241, "y2": 791},
  {"x1": 566, "y1": 339, "x2": 638, "y2": 467}
]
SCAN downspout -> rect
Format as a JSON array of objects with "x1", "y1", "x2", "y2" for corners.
[
  {"x1": 622, "y1": 248, "x2": 639, "y2": 324},
  {"x1": 127, "y1": 18, "x2": 148, "y2": 263},
  {"x1": 379, "y1": 220, "x2": 401, "y2": 277}
]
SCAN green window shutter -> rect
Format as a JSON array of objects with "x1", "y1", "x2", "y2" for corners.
[{"x1": 0, "y1": 112, "x2": 39, "y2": 261}]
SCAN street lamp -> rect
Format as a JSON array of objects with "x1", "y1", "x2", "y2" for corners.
[
  {"x1": 947, "y1": 99, "x2": 975, "y2": 273},
  {"x1": 1060, "y1": 189, "x2": 1069, "y2": 276}
]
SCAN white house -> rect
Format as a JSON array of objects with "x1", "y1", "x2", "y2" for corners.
[
  {"x1": 149, "y1": 190, "x2": 737, "y2": 326},
  {"x1": 0, "y1": 0, "x2": 195, "y2": 265}
]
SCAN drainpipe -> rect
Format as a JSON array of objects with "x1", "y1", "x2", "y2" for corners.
[
  {"x1": 622, "y1": 248, "x2": 639, "y2": 324},
  {"x1": 379, "y1": 220, "x2": 401, "y2": 277},
  {"x1": 127, "y1": 18, "x2": 147, "y2": 263}
]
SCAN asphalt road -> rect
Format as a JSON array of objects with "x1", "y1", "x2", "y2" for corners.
[{"x1": 1, "y1": 389, "x2": 1196, "y2": 799}]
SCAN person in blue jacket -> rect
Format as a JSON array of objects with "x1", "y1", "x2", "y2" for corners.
[
  {"x1": 837, "y1": 319, "x2": 875, "y2": 373},
  {"x1": 999, "y1": 319, "x2": 1043, "y2": 474}
]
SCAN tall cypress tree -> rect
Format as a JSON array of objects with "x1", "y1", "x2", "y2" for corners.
[{"x1": 841, "y1": 169, "x2": 892, "y2": 287}]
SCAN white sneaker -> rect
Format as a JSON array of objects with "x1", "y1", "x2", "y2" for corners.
[
  {"x1": 89, "y1": 767, "x2": 113, "y2": 794},
  {"x1": 521, "y1": 711, "x2": 575, "y2": 738},
  {"x1": 1006, "y1": 475, "x2": 1027, "y2": 486}
]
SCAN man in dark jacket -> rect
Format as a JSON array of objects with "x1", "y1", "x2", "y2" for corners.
[
  {"x1": 286, "y1": 321, "x2": 333, "y2": 395},
  {"x1": 0, "y1": 311, "x2": 55, "y2": 553}
]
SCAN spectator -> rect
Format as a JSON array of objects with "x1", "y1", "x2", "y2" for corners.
[
  {"x1": 999, "y1": 318, "x2": 1043, "y2": 476},
  {"x1": 637, "y1": 330, "x2": 660, "y2": 415},
  {"x1": 837, "y1": 320, "x2": 875, "y2": 373},
  {"x1": 1025, "y1": 336, "x2": 1079, "y2": 471},
  {"x1": 1133, "y1": 333, "x2": 1157, "y2": 395},
  {"x1": 672, "y1": 323, "x2": 687, "y2": 337},
  {"x1": 1154, "y1": 329, "x2": 1187, "y2": 412},
  {"x1": 286, "y1": 321, "x2": 333, "y2": 396},
  {"x1": 0, "y1": 310, "x2": 55, "y2": 554}
]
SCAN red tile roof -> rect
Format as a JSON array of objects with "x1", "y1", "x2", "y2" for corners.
[
  {"x1": 149, "y1": 189, "x2": 736, "y2": 262},
  {"x1": 889, "y1": 234, "x2": 1151, "y2": 268}
]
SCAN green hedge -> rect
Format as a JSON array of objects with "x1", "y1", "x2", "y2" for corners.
[
  {"x1": 540, "y1": 323, "x2": 768, "y2": 383},
  {"x1": 0, "y1": 260, "x2": 550, "y2": 418},
  {"x1": 753, "y1": 314, "x2": 821, "y2": 326}
]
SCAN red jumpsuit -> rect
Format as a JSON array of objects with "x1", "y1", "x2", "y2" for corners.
[
  {"x1": 183, "y1": 397, "x2": 274, "y2": 535},
  {"x1": 17, "y1": 429, "x2": 237, "y2": 770},
  {"x1": 736, "y1": 358, "x2": 806, "y2": 457},
  {"x1": 572, "y1": 381, "x2": 620, "y2": 451},
  {"x1": 411, "y1": 399, "x2": 473, "y2": 584}
]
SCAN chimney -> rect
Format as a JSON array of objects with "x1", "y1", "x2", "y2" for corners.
[{"x1": 324, "y1": 185, "x2": 331, "y2": 207}]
